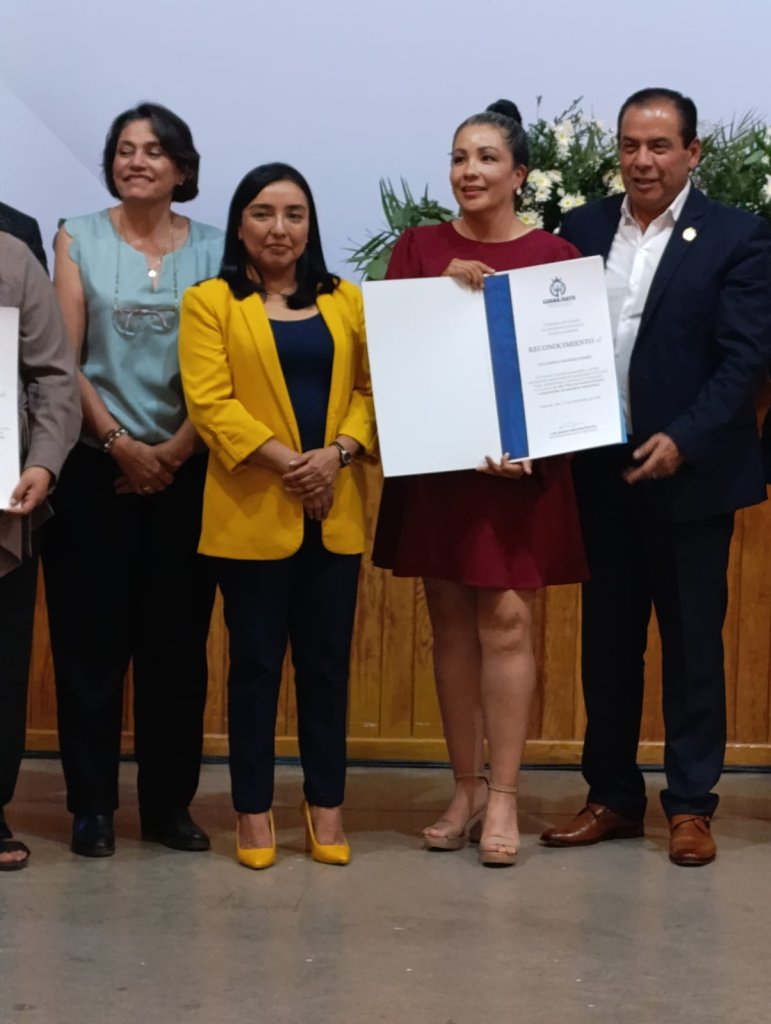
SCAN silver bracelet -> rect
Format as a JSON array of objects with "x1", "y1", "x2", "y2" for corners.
[{"x1": 103, "y1": 426, "x2": 128, "y2": 453}]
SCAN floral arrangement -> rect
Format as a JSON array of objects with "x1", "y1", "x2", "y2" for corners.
[
  {"x1": 518, "y1": 98, "x2": 619, "y2": 232},
  {"x1": 348, "y1": 100, "x2": 771, "y2": 280}
]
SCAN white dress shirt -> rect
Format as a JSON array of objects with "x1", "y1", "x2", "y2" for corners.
[{"x1": 605, "y1": 181, "x2": 691, "y2": 431}]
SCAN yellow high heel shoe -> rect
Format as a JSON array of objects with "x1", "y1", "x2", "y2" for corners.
[
  {"x1": 479, "y1": 783, "x2": 519, "y2": 867},
  {"x1": 302, "y1": 801, "x2": 351, "y2": 865},
  {"x1": 422, "y1": 773, "x2": 488, "y2": 851},
  {"x1": 236, "y1": 811, "x2": 276, "y2": 870}
]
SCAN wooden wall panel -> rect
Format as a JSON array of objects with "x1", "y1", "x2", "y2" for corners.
[
  {"x1": 25, "y1": 458, "x2": 771, "y2": 768},
  {"x1": 379, "y1": 578, "x2": 417, "y2": 738},
  {"x1": 538, "y1": 587, "x2": 580, "y2": 739},
  {"x1": 347, "y1": 551, "x2": 385, "y2": 740},
  {"x1": 732, "y1": 503, "x2": 771, "y2": 742},
  {"x1": 27, "y1": 580, "x2": 56, "y2": 741},
  {"x1": 412, "y1": 581, "x2": 441, "y2": 740}
]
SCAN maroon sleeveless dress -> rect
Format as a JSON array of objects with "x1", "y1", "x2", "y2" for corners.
[{"x1": 372, "y1": 222, "x2": 589, "y2": 589}]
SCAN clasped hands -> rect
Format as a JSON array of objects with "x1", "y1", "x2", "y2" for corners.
[
  {"x1": 112, "y1": 435, "x2": 195, "y2": 495},
  {"x1": 283, "y1": 446, "x2": 341, "y2": 521}
]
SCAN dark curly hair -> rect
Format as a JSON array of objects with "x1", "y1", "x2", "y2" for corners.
[{"x1": 102, "y1": 101, "x2": 200, "y2": 203}]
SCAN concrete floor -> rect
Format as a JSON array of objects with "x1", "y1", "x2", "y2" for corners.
[{"x1": 2, "y1": 762, "x2": 771, "y2": 1024}]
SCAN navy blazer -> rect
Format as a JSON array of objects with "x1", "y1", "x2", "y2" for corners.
[
  {"x1": 561, "y1": 187, "x2": 771, "y2": 522},
  {"x1": 0, "y1": 201, "x2": 48, "y2": 273}
]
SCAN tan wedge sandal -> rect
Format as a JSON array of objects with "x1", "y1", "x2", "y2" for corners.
[
  {"x1": 423, "y1": 773, "x2": 488, "y2": 851},
  {"x1": 479, "y1": 783, "x2": 519, "y2": 867}
]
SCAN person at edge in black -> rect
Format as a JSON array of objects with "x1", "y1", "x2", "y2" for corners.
[{"x1": 0, "y1": 229, "x2": 81, "y2": 870}]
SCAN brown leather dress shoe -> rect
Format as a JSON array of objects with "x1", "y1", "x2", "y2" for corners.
[
  {"x1": 540, "y1": 803, "x2": 644, "y2": 847},
  {"x1": 668, "y1": 814, "x2": 716, "y2": 866}
]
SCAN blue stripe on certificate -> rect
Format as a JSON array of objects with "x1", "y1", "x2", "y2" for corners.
[{"x1": 483, "y1": 275, "x2": 528, "y2": 459}]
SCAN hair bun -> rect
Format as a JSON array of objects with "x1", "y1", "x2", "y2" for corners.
[{"x1": 486, "y1": 99, "x2": 522, "y2": 125}]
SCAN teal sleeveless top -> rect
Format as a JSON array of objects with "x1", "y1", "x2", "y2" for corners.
[{"x1": 63, "y1": 209, "x2": 223, "y2": 443}]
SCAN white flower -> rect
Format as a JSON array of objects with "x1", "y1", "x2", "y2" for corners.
[
  {"x1": 519, "y1": 209, "x2": 544, "y2": 229},
  {"x1": 527, "y1": 169, "x2": 555, "y2": 203},
  {"x1": 556, "y1": 119, "x2": 574, "y2": 136},
  {"x1": 761, "y1": 154, "x2": 770, "y2": 166},
  {"x1": 763, "y1": 175, "x2": 771, "y2": 203},
  {"x1": 558, "y1": 192, "x2": 586, "y2": 213},
  {"x1": 546, "y1": 168, "x2": 563, "y2": 183},
  {"x1": 528, "y1": 169, "x2": 550, "y2": 190},
  {"x1": 552, "y1": 119, "x2": 575, "y2": 155},
  {"x1": 603, "y1": 170, "x2": 626, "y2": 195}
]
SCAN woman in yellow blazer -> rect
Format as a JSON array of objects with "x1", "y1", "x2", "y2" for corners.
[{"x1": 179, "y1": 163, "x2": 376, "y2": 869}]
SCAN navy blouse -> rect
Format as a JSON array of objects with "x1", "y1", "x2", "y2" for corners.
[{"x1": 270, "y1": 314, "x2": 334, "y2": 451}]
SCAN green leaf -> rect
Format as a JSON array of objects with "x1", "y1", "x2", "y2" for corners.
[{"x1": 365, "y1": 252, "x2": 391, "y2": 281}]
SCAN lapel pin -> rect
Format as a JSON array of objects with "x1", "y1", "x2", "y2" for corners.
[{"x1": 682, "y1": 226, "x2": 697, "y2": 242}]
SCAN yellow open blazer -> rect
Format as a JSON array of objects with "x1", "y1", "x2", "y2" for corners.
[{"x1": 179, "y1": 277, "x2": 377, "y2": 559}]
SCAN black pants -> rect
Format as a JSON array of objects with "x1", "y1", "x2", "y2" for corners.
[
  {"x1": 573, "y1": 447, "x2": 734, "y2": 821},
  {"x1": 0, "y1": 554, "x2": 38, "y2": 811},
  {"x1": 214, "y1": 521, "x2": 361, "y2": 814},
  {"x1": 42, "y1": 444, "x2": 215, "y2": 817}
]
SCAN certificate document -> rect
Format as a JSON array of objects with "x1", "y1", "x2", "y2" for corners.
[
  {"x1": 0, "y1": 307, "x2": 21, "y2": 509},
  {"x1": 362, "y1": 255, "x2": 625, "y2": 476}
]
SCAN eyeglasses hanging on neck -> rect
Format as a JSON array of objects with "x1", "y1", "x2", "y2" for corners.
[
  {"x1": 112, "y1": 214, "x2": 180, "y2": 340},
  {"x1": 112, "y1": 304, "x2": 179, "y2": 337}
]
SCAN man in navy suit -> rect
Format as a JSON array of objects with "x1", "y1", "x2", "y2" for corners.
[{"x1": 540, "y1": 88, "x2": 771, "y2": 865}]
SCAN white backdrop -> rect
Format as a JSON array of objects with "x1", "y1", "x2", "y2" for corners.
[{"x1": 1, "y1": 0, "x2": 769, "y2": 273}]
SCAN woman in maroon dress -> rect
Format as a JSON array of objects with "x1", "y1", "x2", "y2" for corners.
[{"x1": 373, "y1": 101, "x2": 588, "y2": 866}]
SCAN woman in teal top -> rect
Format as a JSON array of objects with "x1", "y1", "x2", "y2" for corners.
[
  {"x1": 61, "y1": 209, "x2": 221, "y2": 443},
  {"x1": 42, "y1": 102, "x2": 223, "y2": 859}
]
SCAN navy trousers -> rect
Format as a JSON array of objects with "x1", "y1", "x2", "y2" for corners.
[
  {"x1": 214, "y1": 521, "x2": 361, "y2": 814},
  {"x1": 573, "y1": 446, "x2": 734, "y2": 821}
]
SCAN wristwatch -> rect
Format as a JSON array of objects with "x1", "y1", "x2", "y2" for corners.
[{"x1": 332, "y1": 441, "x2": 353, "y2": 466}]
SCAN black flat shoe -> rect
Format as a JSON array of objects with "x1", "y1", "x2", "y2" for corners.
[
  {"x1": 71, "y1": 814, "x2": 115, "y2": 858},
  {"x1": 140, "y1": 808, "x2": 210, "y2": 852}
]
